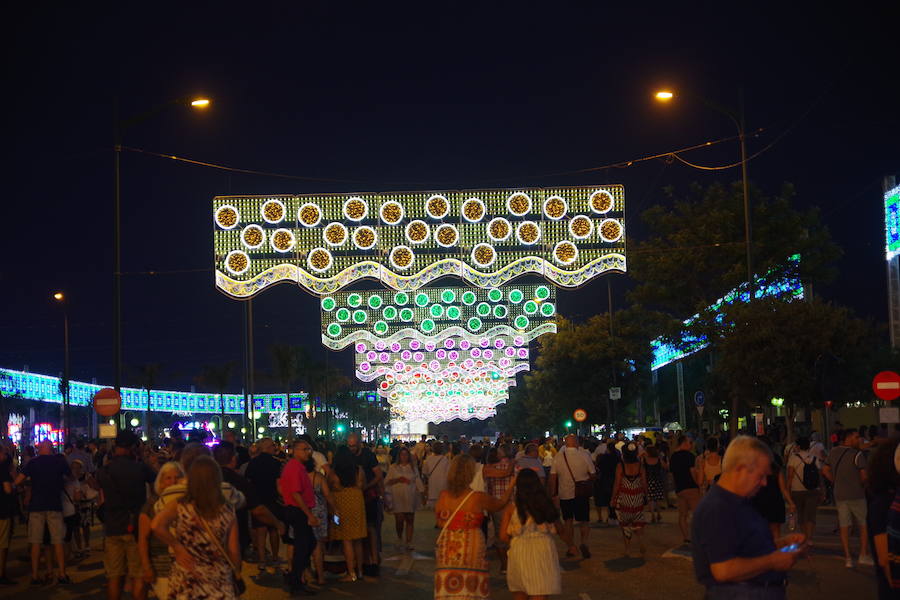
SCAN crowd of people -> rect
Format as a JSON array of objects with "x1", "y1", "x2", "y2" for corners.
[{"x1": 0, "y1": 423, "x2": 897, "y2": 598}]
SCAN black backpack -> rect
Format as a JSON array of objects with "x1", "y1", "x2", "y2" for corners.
[{"x1": 801, "y1": 456, "x2": 820, "y2": 490}]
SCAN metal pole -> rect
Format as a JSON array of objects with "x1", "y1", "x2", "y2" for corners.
[
  {"x1": 739, "y1": 90, "x2": 753, "y2": 298},
  {"x1": 247, "y1": 299, "x2": 256, "y2": 439},
  {"x1": 113, "y1": 99, "x2": 123, "y2": 398},
  {"x1": 63, "y1": 306, "x2": 70, "y2": 442}
]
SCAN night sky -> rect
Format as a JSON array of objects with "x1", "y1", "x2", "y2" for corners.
[{"x1": 5, "y1": 4, "x2": 898, "y2": 393}]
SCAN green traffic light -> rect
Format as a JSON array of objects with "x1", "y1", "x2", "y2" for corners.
[
  {"x1": 336, "y1": 424, "x2": 345, "y2": 432},
  {"x1": 565, "y1": 421, "x2": 573, "y2": 428}
]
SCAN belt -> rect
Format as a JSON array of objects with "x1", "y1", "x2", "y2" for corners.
[{"x1": 710, "y1": 579, "x2": 788, "y2": 589}]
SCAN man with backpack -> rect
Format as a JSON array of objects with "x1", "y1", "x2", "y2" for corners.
[
  {"x1": 822, "y1": 429, "x2": 873, "y2": 568},
  {"x1": 786, "y1": 437, "x2": 821, "y2": 543}
]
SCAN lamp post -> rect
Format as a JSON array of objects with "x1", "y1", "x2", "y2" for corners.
[
  {"x1": 113, "y1": 96, "x2": 210, "y2": 397},
  {"x1": 655, "y1": 89, "x2": 753, "y2": 296},
  {"x1": 52, "y1": 292, "x2": 70, "y2": 442}
]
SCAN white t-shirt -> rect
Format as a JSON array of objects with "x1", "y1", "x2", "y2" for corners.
[
  {"x1": 423, "y1": 454, "x2": 450, "y2": 503},
  {"x1": 470, "y1": 463, "x2": 486, "y2": 493},
  {"x1": 550, "y1": 446, "x2": 596, "y2": 500}
]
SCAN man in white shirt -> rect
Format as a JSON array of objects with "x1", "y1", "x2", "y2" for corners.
[
  {"x1": 422, "y1": 442, "x2": 450, "y2": 508},
  {"x1": 549, "y1": 435, "x2": 595, "y2": 558}
]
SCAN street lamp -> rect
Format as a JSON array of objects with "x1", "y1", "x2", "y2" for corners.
[
  {"x1": 113, "y1": 96, "x2": 211, "y2": 397},
  {"x1": 52, "y1": 292, "x2": 70, "y2": 442},
  {"x1": 654, "y1": 88, "x2": 753, "y2": 296}
]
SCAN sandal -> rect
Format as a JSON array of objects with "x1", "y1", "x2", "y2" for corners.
[{"x1": 338, "y1": 574, "x2": 357, "y2": 583}]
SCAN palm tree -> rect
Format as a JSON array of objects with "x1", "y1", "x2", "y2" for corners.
[
  {"x1": 270, "y1": 344, "x2": 301, "y2": 442},
  {"x1": 136, "y1": 363, "x2": 161, "y2": 439},
  {"x1": 198, "y1": 363, "x2": 235, "y2": 435},
  {"x1": 303, "y1": 361, "x2": 350, "y2": 438}
]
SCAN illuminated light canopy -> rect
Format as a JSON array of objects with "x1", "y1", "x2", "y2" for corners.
[
  {"x1": 886, "y1": 184, "x2": 900, "y2": 260},
  {"x1": 212, "y1": 186, "x2": 625, "y2": 297}
]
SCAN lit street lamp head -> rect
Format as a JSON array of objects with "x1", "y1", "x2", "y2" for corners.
[
  {"x1": 655, "y1": 90, "x2": 674, "y2": 102},
  {"x1": 53, "y1": 292, "x2": 64, "y2": 301},
  {"x1": 190, "y1": 98, "x2": 211, "y2": 108}
]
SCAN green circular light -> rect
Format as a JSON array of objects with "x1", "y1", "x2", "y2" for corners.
[
  {"x1": 493, "y1": 305, "x2": 508, "y2": 318},
  {"x1": 394, "y1": 292, "x2": 409, "y2": 305},
  {"x1": 447, "y1": 306, "x2": 461, "y2": 320},
  {"x1": 523, "y1": 301, "x2": 538, "y2": 315},
  {"x1": 468, "y1": 317, "x2": 483, "y2": 331},
  {"x1": 535, "y1": 285, "x2": 550, "y2": 300},
  {"x1": 400, "y1": 308, "x2": 414, "y2": 322},
  {"x1": 336, "y1": 308, "x2": 351, "y2": 321},
  {"x1": 508, "y1": 289, "x2": 524, "y2": 304},
  {"x1": 476, "y1": 302, "x2": 491, "y2": 317},
  {"x1": 421, "y1": 319, "x2": 435, "y2": 333},
  {"x1": 462, "y1": 291, "x2": 477, "y2": 305},
  {"x1": 367, "y1": 294, "x2": 383, "y2": 309},
  {"x1": 374, "y1": 320, "x2": 388, "y2": 334},
  {"x1": 441, "y1": 289, "x2": 456, "y2": 303},
  {"x1": 352, "y1": 310, "x2": 367, "y2": 324},
  {"x1": 415, "y1": 292, "x2": 430, "y2": 307},
  {"x1": 383, "y1": 306, "x2": 397, "y2": 320},
  {"x1": 348, "y1": 293, "x2": 362, "y2": 307},
  {"x1": 429, "y1": 304, "x2": 444, "y2": 318},
  {"x1": 327, "y1": 323, "x2": 342, "y2": 337},
  {"x1": 515, "y1": 315, "x2": 529, "y2": 329},
  {"x1": 321, "y1": 297, "x2": 336, "y2": 311},
  {"x1": 540, "y1": 302, "x2": 556, "y2": 317},
  {"x1": 488, "y1": 288, "x2": 503, "y2": 302}
]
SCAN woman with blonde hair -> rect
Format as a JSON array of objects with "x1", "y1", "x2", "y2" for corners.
[
  {"x1": 434, "y1": 454, "x2": 514, "y2": 600},
  {"x1": 152, "y1": 456, "x2": 240, "y2": 599},
  {"x1": 138, "y1": 461, "x2": 185, "y2": 600}
]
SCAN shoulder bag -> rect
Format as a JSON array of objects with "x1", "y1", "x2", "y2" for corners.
[
  {"x1": 562, "y1": 450, "x2": 594, "y2": 498},
  {"x1": 436, "y1": 489, "x2": 475, "y2": 545},
  {"x1": 196, "y1": 505, "x2": 246, "y2": 596}
]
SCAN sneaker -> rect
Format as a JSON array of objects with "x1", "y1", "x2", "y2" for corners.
[
  {"x1": 858, "y1": 555, "x2": 874, "y2": 566},
  {"x1": 845, "y1": 557, "x2": 854, "y2": 568},
  {"x1": 57, "y1": 576, "x2": 72, "y2": 585}
]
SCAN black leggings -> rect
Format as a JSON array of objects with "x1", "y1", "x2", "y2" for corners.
[{"x1": 284, "y1": 506, "x2": 316, "y2": 586}]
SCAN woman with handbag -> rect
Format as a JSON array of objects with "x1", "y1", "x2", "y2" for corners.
[{"x1": 152, "y1": 456, "x2": 242, "y2": 599}]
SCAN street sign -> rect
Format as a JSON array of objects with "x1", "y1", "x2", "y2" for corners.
[
  {"x1": 609, "y1": 387, "x2": 621, "y2": 401},
  {"x1": 873, "y1": 371, "x2": 900, "y2": 401},
  {"x1": 93, "y1": 388, "x2": 122, "y2": 417},
  {"x1": 694, "y1": 391, "x2": 705, "y2": 407},
  {"x1": 573, "y1": 408, "x2": 587, "y2": 422}
]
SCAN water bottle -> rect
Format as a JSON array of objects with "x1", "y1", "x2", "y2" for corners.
[{"x1": 787, "y1": 510, "x2": 796, "y2": 532}]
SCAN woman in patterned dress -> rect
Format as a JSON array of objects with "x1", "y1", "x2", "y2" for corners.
[
  {"x1": 642, "y1": 445, "x2": 666, "y2": 523},
  {"x1": 152, "y1": 456, "x2": 239, "y2": 600},
  {"x1": 305, "y1": 456, "x2": 335, "y2": 587},
  {"x1": 611, "y1": 443, "x2": 648, "y2": 557},
  {"x1": 328, "y1": 446, "x2": 367, "y2": 582},
  {"x1": 435, "y1": 455, "x2": 514, "y2": 600}
]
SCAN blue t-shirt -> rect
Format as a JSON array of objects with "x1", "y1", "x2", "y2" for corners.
[
  {"x1": 23, "y1": 454, "x2": 70, "y2": 512},
  {"x1": 692, "y1": 483, "x2": 782, "y2": 587}
]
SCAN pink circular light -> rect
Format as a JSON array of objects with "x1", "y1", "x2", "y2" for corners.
[
  {"x1": 425, "y1": 342, "x2": 436, "y2": 352},
  {"x1": 505, "y1": 347, "x2": 516, "y2": 357},
  {"x1": 448, "y1": 350, "x2": 459, "y2": 361},
  {"x1": 379, "y1": 352, "x2": 390, "y2": 363},
  {"x1": 479, "y1": 338, "x2": 490, "y2": 348},
  {"x1": 409, "y1": 340, "x2": 421, "y2": 350},
  {"x1": 375, "y1": 341, "x2": 386, "y2": 351},
  {"x1": 390, "y1": 342, "x2": 401, "y2": 352},
  {"x1": 494, "y1": 339, "x2": 505, "y2": 349},
  {"x1": 413, "y1": 352, "x2": 424, "y2": 362},
  {"x1": 464, "y1": 359, "x2": 474, "y2": 368},
  {"x1": 444, "y1": 338, "x2": 455, "y2": 349},
  {"x1": 366, "y1": 351, "x2": 377, "y2": 361},
  {"x1": 514, "y1": 336, "x2": 525, "y2": 346},
  {"x1": 499, "y1": 358, "x2": 510, "y2": 367},
  {"x1": 471, "y1": 348, "x2": 481, "y2": 358},
  {"x1": 459, "y1": 340, "x2": 471, "y2": 350},
  {"x1": 517, "y1": 348, "x2": 528, "y2": 358},
  {"x1": 436, "y1": 349, "x2": 447, "y2": 359},
  {"x1": 429, "y1": 360, "x2": 440, "y2": 371},
  {"x1": 355, "y1": 343, "x2": 366, "y2": 353},
  {"x1": 360, "y1": 362, "x2": 371, "y2": 372},
  {"x1": 394, "y1": 361, "x2": 405, "y2": 372},
  {"x1": 483, "y1": 349, "x2": 494, "y2": 360}
]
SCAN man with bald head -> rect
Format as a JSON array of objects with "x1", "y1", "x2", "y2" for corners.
[{"x1": 245, "y1": 437, "x2": 285, "y2": 570}]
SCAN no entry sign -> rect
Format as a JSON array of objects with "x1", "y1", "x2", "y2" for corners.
[
  {"x1": 93, "y1": 388, "x2": 122, "y2": 417},
  {"x1": 873, "y1": 371, "x2": 900, "y2": 401},
  {"x1": 573, "y1": 408, "x2": 587, "y2": 422}
]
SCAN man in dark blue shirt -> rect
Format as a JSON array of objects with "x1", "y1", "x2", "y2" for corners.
[{"x1": 692, "y1": 436, "x2": 806, "y2": 599}]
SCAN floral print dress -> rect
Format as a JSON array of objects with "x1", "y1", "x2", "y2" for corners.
[
  {"x1": 435, "y1": 506, "x2": 489, "y2": 600},
  {"x1": 167, "y1": 502, "x2": 236, "y2": 600}
]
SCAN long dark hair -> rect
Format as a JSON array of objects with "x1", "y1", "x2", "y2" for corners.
[
  {"x1": 514, "y1": 469, "x2": 558, "y2": 525},
  {"x1": 866, "y1": 438, "x2": 900, "y2": 495},
  {"x1": 333, "y1": 446, "x2": 358, "y2": 488}
]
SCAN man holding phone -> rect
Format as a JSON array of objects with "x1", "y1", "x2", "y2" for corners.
[
  {"x1": 281, "y1": 440, "x2": 319, "y2": 596},
  {"x1": 692, "y1": 436, "x2": 806, "y2": 599}
]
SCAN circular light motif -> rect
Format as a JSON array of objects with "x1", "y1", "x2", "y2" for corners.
[
  {"x1": 517, "y1": 348, "x2": 528, "y2": 358},
  {"x1": 359, "y1": 361, "x2": 371, "y2": 373},
  {"x1": 436, "y1": 349, "x2": 447, "y2": 360},
  {"x1": 375, "y1": 341, "x2": 386, "y2": 351},
  {"x1": 446, "y1": 306, "x2": 461, "y2": 320},
  {"x1": 523, "y1": 300, "x2": 538, "y2": 315},
  {"x1": 471, "y1": 348, "x2": 481, "y2": 358},
  {"x1": 415, "y1": 292, "x2": 430, "y2": 307},
  {"x1": 535, "y1": 285, "x2": 551, "y2": 300},
  {"x1": 487, "y1": 217, "x2": 512, "y2": 242},
  {"x1": 568, "y1": 215, "x2": 594, "y2": 239},
  {"x1": 470, "y1": 243, "x2": 496, "y2": 268},
  {"x1": 543, "y1": 195, "x2": 568, "y2": 220},
  {"x1": 599, "y1": 218, "x2": 623, "y2": 242},
  {"x1": 476, "y1": 302, "x2": 491, "y2": 317},
  {"x1": 400, "y1": 350, "x2": 412, "y2": 360},
  {"x1": 507, "y1": 192, "x2": 532, "y2": 216},
  {"x1": 449, "y1": 350, "x2": 460, "y2": 361},
  {"x1": 336, "y1": 308, "x2": 351, "y2": 322},
  {"x1": 352, "y1": 226, "x2": 377, "y2": 250},
  {"x1": 394, "y1": 292, "x2": 409, "y2": 305},
  {"x1": 425, "y1": 342, "x2": 436, "y2": 351},
  {"x1": 445, "y1": 339, "x2": 456, "y2": 349},
  {"x1": 505, "y1": 347, "x2": 516, "y2": 357},
  {"x1": 461, "y1": 198, "x2": 486, "y2": 223},
  {"x1": 488, "y1": 288, "x2": 503, "y2": 302},
  {"x1": 380, "y1": 201, "x2": 404, "y2": 225},
  {"x1": 373, "y1": 320, "x2": 388, "y2": 334},
  {"x1": 429, "y1": 304, "x2": 444, "y2": 318},
  {"x1": 297, "y1": 202, "x2": 321, "y2": 227},
  {"x1": 441, "y1": 289, "x2": 456, "y2": 303},
  {"x1": 343, "y1": 197, "x2": 368, "y2": 222},
  {"x1": 241, "y1": 224, "x2": 265, "y2": 249},
  {"x1": 379, "y1": 352, "x2": 390, "y2": 362},
  {"x1": 348, "y1": 294, "x2": 362, "y2": 307},
  {"x1": 540, "y1": 302, "x2": 556, "y2": 317},
  {"x1": 271, "y1": 228, "x2": 295, "y2": 253},
  {"x1": 390, "y1": 342, "x2": 401, "y2": 352},
  {"x1": 493, "y1": 305, "x2": 508, "y2": 318},
  {"x1": 355, "y1": 342, "x2": 366, "y2": 353},
  {"x1": 394, "y1": 361, "x2": 404, "y2": 372},
  {"x1": 352, "y1": 310, "x2": 367, "y2": 324},
  {"x1": 508, "y1": 289, "x2": 524, "y2": 304},
  {"x1": 434, "y1": 223, "x2": 459, "y2": 247},
  {"x1": 461, "y1": 291, "x2": 477, "y2": 306},
  {"x1": 425, "y1": 194, "x2": 450, "y2": 219},
  {"x1": 514, "y1": 335, "x2": 525, "y2": 346},
  {"x1": 515, "y1": 315, "x2": 530, "y2": 329},
  {"x1": 327, "y1": 323, "x2": 342, "y2": 337},
  {"x1": 382, "y1": 306, "x2": 397, "y2": 320},
  {"x1": 261, "y1": 199, "x2": 286, "y2": 224},
  {"x1": 483, "y1": 349, "x2": 494, "y2": 360},
  {"x1": 321, "y1": 297, "x2": 336, "y2": 311},
  {"x1": 480, "y1": 338, "x2": 490, "y2": 348},
  {"x1": 553, "y1": 240, "x2": 578, "y2": 265},
  {"x1": 468, "y1": 317, "x2": 483, "y2": 331},
  {"x1": 515, "y1": 221, "x2": 541, "y2": 245},
  {"x1": 367, "y1": 294, "x2": 383, "y2": 309},
  {"x1": 590, "y1": 189, "x2": 614, "y2": 214},
  {"x1": 323, "y1": 222, "x2": 348, "y2": 247},
  {"x1": 405, "y1": 220, "x2": 430, "y2": 244},
  {"x1": 413, "y1": 351, "x2": 425, "y2": 362},
  {"x1": 399, "y1": 308, "x2": 414, "y2": 322},
  {"x1": 459, "y1": 340, "x2": 471, "y2": 350},
  {"x1": 389, "y1": 245, "x2": 415, "y2": 270},
  {"x1": 225, "y1": 250, "x2": 249, "y2": 275},
  {"x1": 306, "y1": 247, "x2": 332, "y2": 272},
  {"x1": 494, "y1": 339, "x2": 505, "y2": 349},
  {"x1": 215, "y1": 205, "x2": 239, "y2": 229}
]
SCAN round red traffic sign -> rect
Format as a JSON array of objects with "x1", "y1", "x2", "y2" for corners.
[
  {"x1": 93, "y1": 388, "x2": 122, "y2": 417},
  {"x1": 873, "y1": 371, "x2": 900, "y2": 401},
  {"x1": 573, "y1": 408, "x2": 587, "y2": 422}
]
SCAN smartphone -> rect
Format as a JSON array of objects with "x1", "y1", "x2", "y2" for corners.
[
  {"x1": 332, "y1": 514, "x2": 340, "y2": 526},
  {"x1": 780, "y1": 543, "x2": 800, "y2": 553}
]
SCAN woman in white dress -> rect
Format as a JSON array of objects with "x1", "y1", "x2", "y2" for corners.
[
  {"x1": 499, "y1": 469, "x2": 564, "y2": 599},
  {"x1": 385, "y1": 447, "x2": 423, "y2": 550}
]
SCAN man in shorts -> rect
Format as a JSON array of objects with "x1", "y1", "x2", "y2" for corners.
[
  {"x1": 670, "y1": 435, "x2": 701, "y2": 544},
  {"x1": 549, "y1": 435, "x2": 594, "y2": 559},
  {"x1": 14, "y1": 440, "x2": 71, "y2": 585},
  {"x1": 822, "y1": 429, "x2": 873, "y2": 567},
  {"x1": 245, "y1": 437, "x2": 284, "y2": 570}
]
